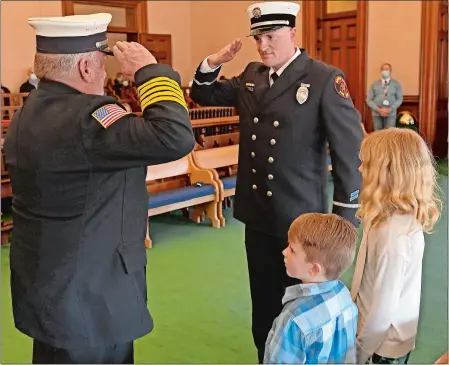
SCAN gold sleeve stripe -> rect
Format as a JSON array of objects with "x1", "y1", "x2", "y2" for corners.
[
  {"x1": 139, "y1": 81, "x2": 183, "y2": 99},
  {"x1": 141, "y1": 96, "x2": 187, "y2": 111},
  {"x1": 138, "y1": 76, "x2": 179, "y2": 92},
  {"x1": 141, "y1": 93, "x2": 186, "y2": 110},
  {"x1": 138, "y1": 77, "x2": 181, "y2": 96},
  {"x1": 140, "y1": 84, "x2": 184, "y2": 101},
  {"x1": 141, "y1": 90, "x2": 185, "y2": 107}
]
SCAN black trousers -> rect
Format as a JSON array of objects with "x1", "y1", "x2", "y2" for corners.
[
  {"x1": 244, "y1": 226, "x2": 299, "y2": 363},
  {"x1": 32, "y1": 339, "x2": 134, "y2": 364}
]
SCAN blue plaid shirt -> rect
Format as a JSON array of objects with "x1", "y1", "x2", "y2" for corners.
[{"x1": 264, "y1": 280, "x2": 358, "y2": 364}]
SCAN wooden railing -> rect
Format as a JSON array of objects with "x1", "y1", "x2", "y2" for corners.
[
  {"x1": 189, "y1": 107, "x2": 237, "y2": 120},
  {"x1": 1, "y1": 93, "x2": 29, "y2": 120}
]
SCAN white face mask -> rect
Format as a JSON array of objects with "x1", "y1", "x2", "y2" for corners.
[
  {"x1": 29, "y1": 73, "x2": 38, "y2": 81},
  {"x1": 122, "y1": 80, "x2": 129, "y2": 87}
]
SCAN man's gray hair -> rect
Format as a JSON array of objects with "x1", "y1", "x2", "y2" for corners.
[{"x1": 34, "y1": 52, "x2": 100, "y2": 80}]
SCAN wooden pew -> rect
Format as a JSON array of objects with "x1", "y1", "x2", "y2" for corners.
[
  {"x1": 1, "y1": 122, "x2": 12, "y2": 244},
  {"x1": 1, "y1": 106, "x2": 21, "y2": 120},
  {"x1": 145, "y1": 153, "x2": 222, "y2": 248},
  {"x1": 1, "y1": 93, "x2": 29, "y2": 120},
  {"x1": 191, "y1": 145, "x2": 239, "y2": 227}
]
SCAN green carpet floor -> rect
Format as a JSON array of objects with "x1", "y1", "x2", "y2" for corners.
[{"x1": 1, "y1": 176, "x2": 447, "y2": 364}]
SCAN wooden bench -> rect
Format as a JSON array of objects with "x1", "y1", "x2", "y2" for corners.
[
  {"x1": 1, "y1": 124, "x2": 12, "y2": 245},
  {"x1": 145, "y1": 153, "x2": 222, "y2": 248},
  {"x1": 191, "y1": 144, "x2": 239, "y2": 227},
  {"x1": 1, "y1": 93, "x2": 28, "y2": 120}
]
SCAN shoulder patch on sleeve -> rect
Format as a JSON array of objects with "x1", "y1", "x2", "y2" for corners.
[
  {"x1": 334, "y1": 75, "x2": 350, "y2": 99},
  {"x1": 91, "y1": 104, "x2": 130, "y2": 128}
]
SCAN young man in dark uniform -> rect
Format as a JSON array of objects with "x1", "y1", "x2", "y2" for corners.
[
  {"x1": 4, "y1": 13, "x2": 195, "y2": 364},
  {"x1": 190, "y1": 2, "x2": 363, "y2": 362}
]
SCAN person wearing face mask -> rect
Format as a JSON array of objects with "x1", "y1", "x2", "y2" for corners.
[
  {"x1": 366, "y1": 63, "x2": 403, "y2": 130},
  {"x1": 120, "y1": 79, "x2": 139, "y2": 111},
  {"x1": 4, "y1": 13, "x2": 194, "y2": 364},
  {"x1": 19, "y1": 68, "x2": 39, "y2": 93},
  {"x1": 114, "y1": 72, "x2": 124, "y2": 95},
  {"x1": 190, "y1": 2, "x2": 363, "y2": 362}
]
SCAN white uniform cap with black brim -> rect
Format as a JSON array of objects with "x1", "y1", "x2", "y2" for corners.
[
  {"x1": 246, "y1": 2, "x2": 300, "y2": 37},
  {"x1": 28, "y1": 13, "x2": 114, "y2": 55}
]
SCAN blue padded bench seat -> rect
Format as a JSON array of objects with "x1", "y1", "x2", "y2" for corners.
[
  {"x1": 221, "y1": 176, "x2": 237, "y2": 190},
  {"x1": 148, "y1": 183, "x2": 215, "y2": 209}
]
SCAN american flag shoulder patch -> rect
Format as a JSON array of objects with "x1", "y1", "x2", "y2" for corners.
[{"x1": 91, "y1": 104, "x2": 130, "y2": 128}]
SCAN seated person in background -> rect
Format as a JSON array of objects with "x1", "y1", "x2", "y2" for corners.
[
  {"x1": 1, "y1": 84, "x2": 11, "y2": 106},
  {"x1": 20, "y1": 68, "x2": 39, "y2": 93},
  {"x1": 1, "y1": 84, "x2": 10, "y2": 94},
  {"x1": 104, "y1": 78, "x2": 117, "y2": 98},
  {"x1": 264, "y1": 213, "x2": 358, "y2": 364},
  {"x1": 114, "y1": 72, "x2": 124, "y2": 95},
  {"x1": 1, "y1": 84, "x2": 11, "y2": 119},
  {"x1": 120, "y1": 80, "x2": 139, "y2": 111}
]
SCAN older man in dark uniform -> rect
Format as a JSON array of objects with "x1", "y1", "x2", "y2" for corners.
[
  {"x1": 4, "y1": 13, "x2": 194, "y2": 364},
  {"x1": 190, "y1": 2, "x2": 363, "y2": 362}
]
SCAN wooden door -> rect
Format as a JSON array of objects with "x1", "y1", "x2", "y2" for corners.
[
  {"x1": 302, "y1": 1, "x2": 367, "y2": 123},
  {"x1": 318, "y1": 13, "x2": 358, "y2": 104},
  {"x1": 436, "y1": 1, "x2": 448, "y2": 157},
  {"x1": 139, "y1": 33, "x2": 172, "y2": 66}
]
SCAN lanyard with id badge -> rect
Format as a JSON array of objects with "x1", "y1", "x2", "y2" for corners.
[{"x1": 383, "y1": 81, "x2": 390, "y2": 106}]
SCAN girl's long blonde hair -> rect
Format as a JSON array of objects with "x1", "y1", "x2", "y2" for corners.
[{"x1": 356, "y1": 128, "x2": 442, "y2": 232}]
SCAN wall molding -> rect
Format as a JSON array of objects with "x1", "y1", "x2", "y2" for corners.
[
  {"x1": 419, "y1": 0, "x2": 440, "y2": 150},
  {"x1": 302, "y1": 0, "x2": 368, "y2": 122},
  {"x1": 302, "y1": 2, "x2": 318, "y2": 59},
  {"x1": 62, "y1": 0, "x2": 148, "y2": 34},
  {"x1": 355, "y1": 0, "x2": 368, "y2": 123}
]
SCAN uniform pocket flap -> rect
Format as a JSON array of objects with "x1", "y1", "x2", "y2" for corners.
[{"x1": 117, "y1": 244, "x2": 147, "y2": 274}]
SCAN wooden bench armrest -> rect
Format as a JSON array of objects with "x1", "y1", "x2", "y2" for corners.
[{"x1": 188, "y1": 154, "x2": 217, "y2": 186}]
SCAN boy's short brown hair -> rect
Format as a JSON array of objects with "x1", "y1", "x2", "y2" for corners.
[{"x1": 288, "y1": 213, "x2": 358, "y2": 280}]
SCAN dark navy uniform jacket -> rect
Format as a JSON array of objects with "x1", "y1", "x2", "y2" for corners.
[
  {"x1": 4, "y1": 64, "x2": 195, "y2": 349},
  {"x1": 191, "y1": 50, "x2": 363, "y2": 238}
]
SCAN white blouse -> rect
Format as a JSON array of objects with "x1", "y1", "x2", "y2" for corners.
[{"x1": 351, "y1": 214, "x2": 425, "y2": 364}]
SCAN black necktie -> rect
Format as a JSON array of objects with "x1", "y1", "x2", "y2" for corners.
[{"x1": 271, "y1": 73, "x2": 279, "y2": 84}]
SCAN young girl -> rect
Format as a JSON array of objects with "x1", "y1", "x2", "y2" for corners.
[{"x1": 351, "y1": 128, "x2": 442, "y2": 364}]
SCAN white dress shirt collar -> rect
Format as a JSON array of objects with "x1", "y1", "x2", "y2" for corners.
[{"x1": 269, "y1": 47, "x2": 301, "y2": 85}]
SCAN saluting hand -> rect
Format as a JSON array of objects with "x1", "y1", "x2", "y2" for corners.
[
  {"x1": 207, "y1": 39, "x2": 243, "y2": 69},
  {"x1": 112, "y1": 41, "x2": 157, "y2": 81}
]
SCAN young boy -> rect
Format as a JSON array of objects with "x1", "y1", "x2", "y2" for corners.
[{"x1": 264, "y1": 213, "x2": 359, "y2": 364}]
